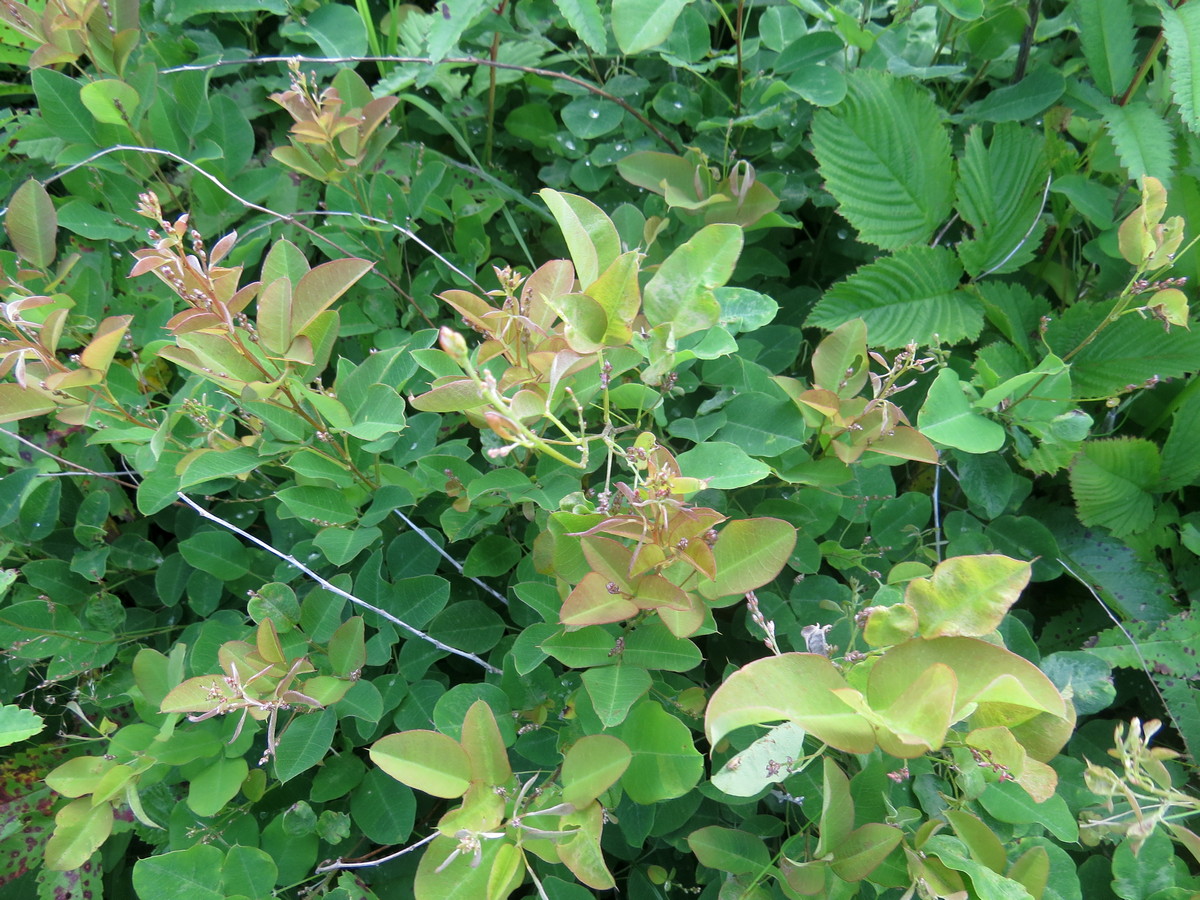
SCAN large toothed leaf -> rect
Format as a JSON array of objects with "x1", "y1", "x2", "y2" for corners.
[
  {"x1": 811, "y1": 70, "x2": 954, "y2": 249},
  {"x1": 1164, "y1": 2, "x2": 1200, "y2": 133},
  {"x1": 807, "y1": 246, "x2": 977, "y2": 348},
  {"x1": 551, "y1": 0, "x2": 606, "y2": 53},
  {"x1": 1069, "y1": 438, "x2": 1160, "y2": 539},
  {"x1": 955, "y1": 124, "x2": 1050, "y2": 277},
  {"x1": 1102, "y1": 101, "x2": 1175, "y2": 185}
]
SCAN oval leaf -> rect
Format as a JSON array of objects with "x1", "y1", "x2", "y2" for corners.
[{"x1": 370, "y1": 730, "x2": 471, "y2": 798}]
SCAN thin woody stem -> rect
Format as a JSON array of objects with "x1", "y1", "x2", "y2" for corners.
[{"x1": 177, "y1": 492, "x2": 501, "y2": 674}]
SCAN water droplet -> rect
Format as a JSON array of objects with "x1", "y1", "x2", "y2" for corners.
[
  {"x1": 564, "y1": 140, "x2": 576, "y2": 151},
  {"x1": 588, "y1": 109, "x2": 600, "y2": 119},
  {"x1": 673, "y1": 101, "x2": 684, "y2": 110}
]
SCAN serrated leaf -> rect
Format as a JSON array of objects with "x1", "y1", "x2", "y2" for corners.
[
  {"x1": 1076, "y1": 0, "x2": 1136, "y2": 98},
  {"x1": 427, "y1": 0, "x2": 490, "y2": 63},
  {"x1": 1160, "y1": 385, "x2": 1200, "y2": 490},
  {"x1": 807, "y1": 246, "x2": 976, "y2": 348},
  {"x1": 551, "y1": 0, "x2": 606, "y2": 53},
  {"x1": 811, "y1": 70, "x2": 954, "y2": 248},
  {"x1": 1069, "y1": 438, "x2": 1160, "y2": 538},
  {"x1": 1045, "y1": 299, "x2": 1200, "y2": 398},
  {"x1": 1102, "y1": 101, "x2": 1175, "y2": 185},
  {"x1": 955, "y1": 124, "x2": 1050, "y2": 277},
  {"x1": 1164, "y1": 2, "x2": 1200, "y2": 133}
]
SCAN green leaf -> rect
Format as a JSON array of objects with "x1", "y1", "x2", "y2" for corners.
[
  {"x1": 164, "y1": 0, "x2": 287, "y2": 22},
  {"x1": 1046, "y1": 300, "x2": 1200, "y2": 398},
  {"x1": 1076, "y1": 0, "x2": 1136, "y2": 98},
  {"x1": 1112, "y1": 830, "x2": 1174, "y2": 900},
  {"x1": 807, "y1": 247, "x2": 976, "y2": 348},
  {"x1": 1160, "y1": 386, "x2": 1200, "y2": 490},
  {"x1": 963, "y1": 67, "x2": 1065, "y2": 123},
  {"x1": 643, "y1": 224, "x2": 742, "y2": 338},
  {"x1": 45, "y1": 798, "x2": 113, "y2": 872},
  {"x1": 711, "y1": 721, "x2": 807, "y2": 797},
  {"x1": 1069, "y1": 438, "x2": 1160, "y2": 538},
  {"x1": 79, "y1": 79, "x2": 140, "y2": 127},
  {"x1": 292, "y1": 258, "x2": 373, "y2": 338},
  {"x1": 1164, "y1": 2, "x2": 1200, "y2": 134},
  {"x1": 944, "y1": 809, "x2": 1009, "y2": 875},
  {"x1": 248, "y1": 583, "x2": 301, "y2": 631},
  {"x1": 1040, "y1": 651, "x2": 1115, "y2": 716},
  {"x1": 923, "y1": 835, "x2": 1034, "y2": 900},
  {"x1": 426, "y1": 0, "x2": 489, "y2": 63},
  {"x1": 370, "y1": 730, "x2": 472, "y2": 798},
  {"x1": 178, "y1": 531, "x2": 250, "y2": 580},
  {"x1": 869, "y1": 637, "x2": 1067, "y2": 726},
  {"x1": 562, "y1": 97, "x2": 624, "y2": 140},
  {"x1": 538, "y1": 189, "x2": 621, "y2": 287},
  {"x1": 706, "y1": 653, "x2": 878, "y2": 754},
  {"x1": 177, "y1": 447, "x2": 265, "y2": 489},
  {"x1": 905, "y1": 555, "x2": 1032, "y2": 638},
  {"x1": 937, "y1": 0, "x2": 983, "y2": 19},
  {"x1": 582, "y1": 665, "x2": 652, "y2": 727},
  {"x1": 811, "y1": 70, "x2": 954, "y2": 248},
  {"x1": 350, "y1": 768, "x2": 415, "y2": 844},
  {"x1": 617, "y1": 700, "x2": 703, "y2": 804},
  {"x1": 831, "y1": 823, "x2": 905, "y2": 883},
  {"x1": 562, "y1": 735, "x2": 631, "y2": 808},
  {"x1": 415, "y1": 834, "x2": 506, "y2": 899},
  {"x1": 132, "y1": 844, "x2": 224, "y2": 900},
  {"x1": 676, "y1": 441, "x2": 771, "y2": 490},
  {"x1": 688, "y1": 826, "x2": 771, "y2": 875},
  {"x1": 1102, "y1": 102, "x2": 1175, "y2": 185},
  {"x1": 0, "y1": 383, "x2": 56, "y2": 424},
  {"x1": 612, "y1": 0, "x2": 691, "y2": 54},
  {"x1": 955, "y1": 124, "x2": 1050, "y2": 277},
  {"x1": 280, "y1": 2, "x2": 368, "y2": 57},
  {"x1": 620, "y1": 621, "x2": 702, "y2": 671},
  {"x1": 314, "y1": 524, "x2": 381, "y2": 565},
  {"x1": 5, "y1": 178, "x2": 56, "y2": 268},
  {"x1": 551, "y1": 0, "x2": 606, "y2": 53},
  {"x1": 188, "y1": 755, "x2": 249, "y2": 816},
  {"x1": 277, "y1": 485, "x2": 357, "y2": 525},
  {"x1": 0, "y1": 704, "x2": 43, "y2": 747},
  {"x1": 977, "y1": 780, "x2": 1078, "y2": 842},
  {"x1": 713, "y1": 394, "x2": 809, "y2": 457},
  {"x1": 274, "y1": 708, "x2": 338, "y2": 783},
  {"x1": 31, "y1": 68, "x2": 98, "y2": 146},
  {"x1": 222, "y1": 846, "x2": 278, "y2": 899},
  {"x1": 698, "y1": 517, "x2": 797, "y2": 601},
  {"x1": 918, "y1": 368, "x2": 1006, "y2": 453},
  {"x1": 716, "y1": 287, "x2": 779, "y2": 334},
  {"x1": 586, "y1": 250, "x2": 641, "y2": 345},
  {"x1": 328, "y1": 616, "x2": 366, "y2": 677},
  {"x1": 1050, "y1": 511, "x2": 1175, "y2": 623}
]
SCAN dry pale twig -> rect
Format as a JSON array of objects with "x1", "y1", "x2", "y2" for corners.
[{"x1": 177, "y1": 491, "x2": 502, "y2": 674}]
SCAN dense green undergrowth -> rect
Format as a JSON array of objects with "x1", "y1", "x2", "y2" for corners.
[{"x1": 1, "y1": 0, "x2": 1200, "y2": 898}]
